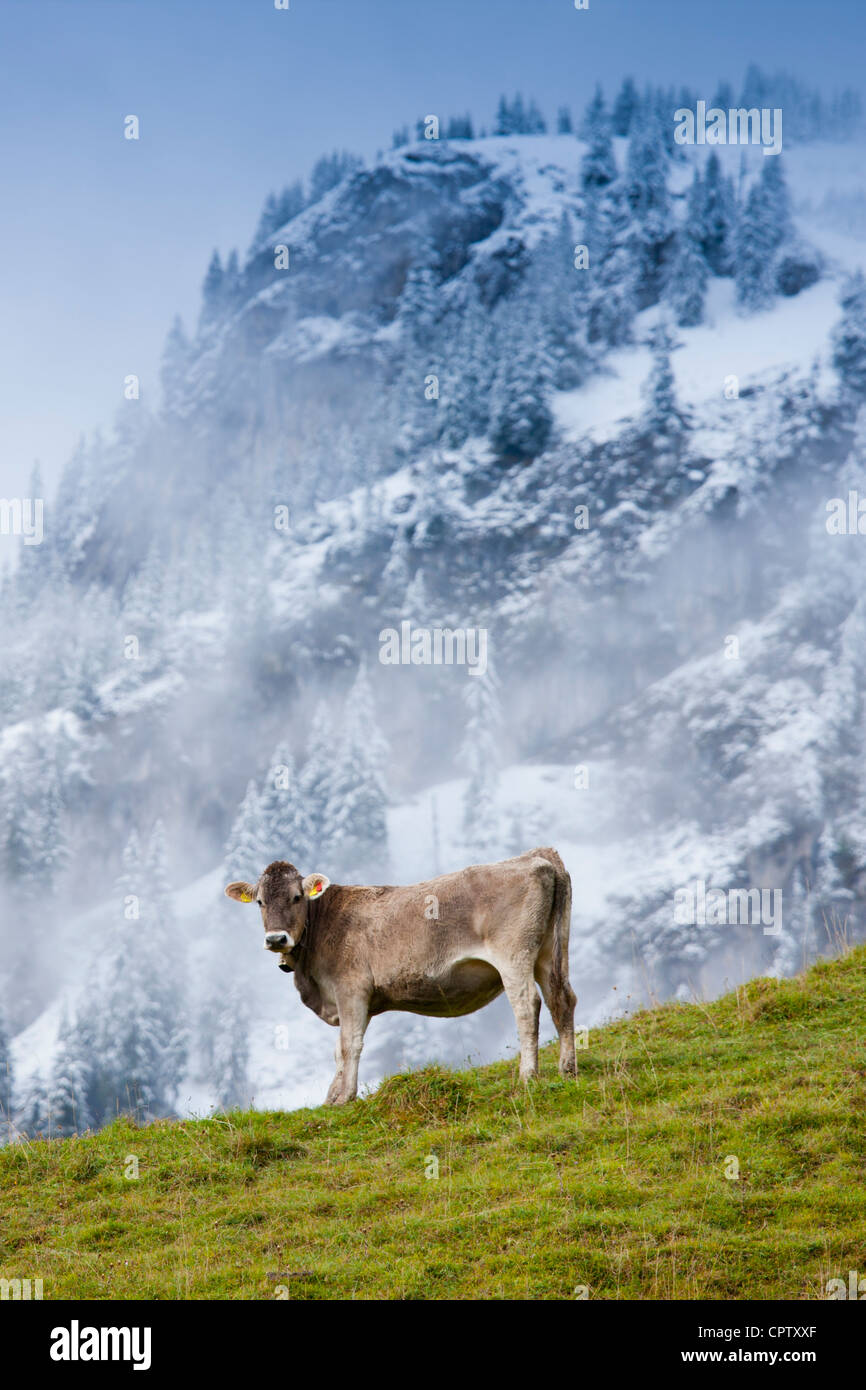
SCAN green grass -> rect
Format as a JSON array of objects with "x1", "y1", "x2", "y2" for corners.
[{"x1": 2, "y1": 948, "x2": 866, "y2": 1300}]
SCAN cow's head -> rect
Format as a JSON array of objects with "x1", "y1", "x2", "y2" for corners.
[{"x1": 225, "y1": 860, "x2": 330, "y2": 963}]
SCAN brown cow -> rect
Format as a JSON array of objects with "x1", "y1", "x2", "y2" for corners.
[{"x1": 225, "y1": 847, "x2": 576, "y2": 1104}]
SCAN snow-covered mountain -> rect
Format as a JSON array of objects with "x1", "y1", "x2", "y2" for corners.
[{"x1": 3, "y1": 74, "x2": 866, "y2": 1134}]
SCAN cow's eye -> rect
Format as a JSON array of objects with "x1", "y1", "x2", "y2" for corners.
[{"x1": 293, "y1": 893, "x2": 302, "y2": 903}]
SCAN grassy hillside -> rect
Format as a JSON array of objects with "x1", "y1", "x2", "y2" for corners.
[{"x1": 2, "y1": 948, "x2": 865, "y2": 1300}]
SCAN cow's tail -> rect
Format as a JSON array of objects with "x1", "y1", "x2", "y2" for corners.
[{"x1": 531, "y1": 846, "x2": 572, "y2": 992}]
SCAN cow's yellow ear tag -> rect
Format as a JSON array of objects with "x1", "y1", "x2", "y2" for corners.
[
  {"x1": 309, "y1": 879, "x2": 324, "y2": 897},
  {"x1": 240, "y1": 892, "x2": 253, "y2": 902}
]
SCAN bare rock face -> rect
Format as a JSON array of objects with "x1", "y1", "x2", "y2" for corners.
[{"x1": 244, "y1": 143, "x2": 511, "y2": 326}]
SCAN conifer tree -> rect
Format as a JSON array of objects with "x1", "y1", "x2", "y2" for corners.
[
  {"x1": 145, "y1": 820, "x2": 187, "y2": 1087},
  {"x1": 832, "y1": 270, "x2": 866, "y2": 402},
  {"x1": 209, "y1": 982, "x2": 250, "y2": 1111},
  {"x1": 122, "y1": 543, "x2": 166, "y2": 652},
  {"x1": 47, "y1": 1006, "x2": 93, "y2": 1137},
  {"x1": 489, "y1": 301, "x2": 554, "y2": 459},
  {"x1": 665, "y1": 226, "x2": 708, "y2": 327},
  {"x1": 439, "y1": 289, "x2": 492, "y2": 447},
  {"x1": 734, "y1": 179, "x2": 780, "y2": 312},
  {"x1": 160, "y1": 315, "x2": 191, "y2": 415},
  {"x1": 224, "y1": 780, "x2": 268, "y2": 881},
  {"x1": 403, "y1": 566, "x2": 430, "y2": 622},
  {"x1": 259, "y1": 744, "x2": 313, "y2": 866},
  {"x1": 309, "y1": 151, "x2": 363, "y2": 203},
  {"x1": 624, "y1": 109, "x2": 672, "y2": 308},
  {"x1": 53, "y1": 436, "x2": 99, "y2": 577},
  {"x1": 641, "y1": 321, "x2": 688, "y2": 443},
  {"x1": 694, "y1": 153, "x2": 736, "y2": 276},
  {"x1": 327, "y1": 668, "x2": 390, "y2": 881},
  {"x1": 382, "y1": 523, "x2": 414, "y2": 597},
  {"x1": 612, "y1": 76, "x2": 639, "y2": 137},
  {"x1": 584, "y1": 179, "x2": 638, "y2": 347},
  {"x1": 459, "y1": 663, "x2": 503, "y2": 861},
  {"x1": 300, "y1": 702, "x2": 339, "y2": 862},
  {"x1": 251, "y1": 192, "x2": 279, "y2": 247},
  {"x1": 510, "y1": 94, "x2": 527, "y2": 134},
  {"x1": 14, "y1": 462, "x2": 48, "y2": 607},
  {"x1": 0, "y1": 1003, "x2": 12, "y2": 1125},
  {"x1": 200, "y1": 250, "x2": 224, "y2": 326},
  {"x1": 93, "y1": 829, "x2": 179, "y2": 1124},
  {"x1": 399, "y1": 259, "x2": 439, "y2": 348},
  {"x1": 223, "y1": 248, "x2": 241, "y2": 305},
  {"x1": 579, "y1": 85, "x2": 609, "y2": 142},
  {"x1": 531, "y1": 216, "x2": 591, "y2": 390},
  {"x1": 494, "y1": 95, "x2": 513, "y2": 136},
  {"x1": 273, "y1": 181, "x2": 305, "y2": 227},
  {"x1": 525, "y1": 99, "x2": 546, "y2": 134},
  {"x1": 445, "y1": 114, "x2": 474, "y2": 140},
  {"x1": 580, "y1": 120, "x2": 617, "y2": 191}
]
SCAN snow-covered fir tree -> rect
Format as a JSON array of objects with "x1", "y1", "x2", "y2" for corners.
[
  {"x1": 579, "y1": 84, "x2": 609, "y2": 141},
  {"x1": 90, "y1": 827, "x2": 185, "y2": 1124},
  {"x1": 0, "y1": 1004, "x2": 12, "y2": 1126},
  {"x1": 528, "y1": 215, "x2": 591, "y2": 391},
  {"x1": 580, "y1": 118, "x2": 617, "y2": 192},
  {"x1": 438, "y1": 288, "x2": 493, "y2": 446},
  {"x1": 160, "y1": 315, "x2": 191, "y2": 415},
  {"x1": 14, "y1": 461, "x2": 49, "y2": 607},
  {"x1": 300, "y1": 701, "x2": 340, "y2": 863},
  {"x1": 209, "y1": 981, "x2": 251, "y2": 1111},
  {"x1": 224, "y1": 780, "x2": 269, "y2": 881},
  {"x1": 612, "y1": 76, "x2": 639, "y2": 136},
  {"x1": 145, "y1": 820, "x2": 187, "y2": 1088},
  {"x1": 641, "y1": 320, "x2": 688, "y2": 444},
  {"x1": 398, "y1": 256, "x2": 440, "y2": 349},
  {"x1": 460, "y1": 662, "x2": 504, "y2": 862},
  {"x1": 309, "y1": 150, "x2": 363, "y2": 203},
  {"x1": 328, "y1": 665, "x2": 390, "y2": 882},
  {"x1": 832, "y1": 270, "x2": 866, "y2": 402},
  {"x1": 199, "y1": 250, "x2": 225, "y2": 327},
  {"x1": 665, "y1": 225, "x2": 708, "y2": 327},
  {"x1": 734, "y1": 160, "x2": 793, "y2": 313},
  {"x1": 445, "y1": 113, "x2": 474, "y2": 140},
  {"x1": 690, "y1": 153, "x2": 736, "y2": 277},
  {"x1": 47, "y1": 1005, "x2": 93, "y2": 1137},
  {"x1": 624, "y1": 107, "x2": 672, "y2": 308},
  {"x1": 259, "y1": 744, "x2": 314, "y2": 866},
  {"x1": 489, "y1": 300, "x2": 554, "y2": 459},
  {"x1": 584, "y1": 175, "x2": 639, "y2": 347}
]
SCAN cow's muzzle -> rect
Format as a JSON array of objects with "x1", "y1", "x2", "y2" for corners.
[{"x1": 265, "y1": 931, "x2": 290, "y2": 950}]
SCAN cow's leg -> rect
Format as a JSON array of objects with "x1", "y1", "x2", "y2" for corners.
[
  {"x1": 536, "y1": 958, "x2": 577, "y2": 1078},
  {"x1": 327, "y1": 998, "x2": 369, "y2": 1104},
  {"x1": 325, "y1": 1034, "x2": 344, "y2": 1105},
  {"x1": 499, "y1": 967, "x2": 541, "y2": 1082}
]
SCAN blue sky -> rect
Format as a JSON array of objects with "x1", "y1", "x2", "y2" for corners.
[{"x1": 1, "y1": 0, "x2": 864, "y2": 498}]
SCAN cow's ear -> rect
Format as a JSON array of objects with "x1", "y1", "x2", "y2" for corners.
[
  {"x1": 302, "y1": 873, "x2": 330, "y2": 899},
  {"x1": 225, "y1": 881, "x2": 257, "y2": 903}
]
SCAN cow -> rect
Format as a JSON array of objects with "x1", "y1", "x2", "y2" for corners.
[{"x1": 225, "y1": 847, "x2": 576, "y2": 1105}]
